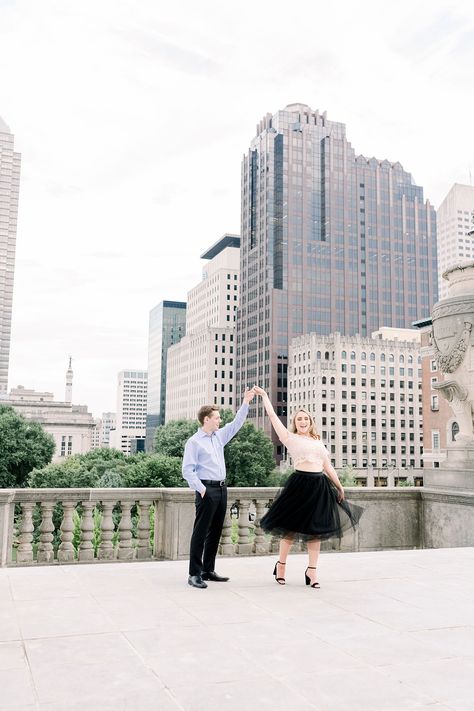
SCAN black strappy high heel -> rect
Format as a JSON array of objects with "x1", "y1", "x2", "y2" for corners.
[
  {"x1": 273, "y1": 561, "x2": 286, "y2": 585},
  {"x1": 305, "y1": 566, "x2": 320, "y2": 588}
]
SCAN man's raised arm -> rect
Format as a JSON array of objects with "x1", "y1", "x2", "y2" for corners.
[{"x1": 217, "y1": 388, "x2": 255, "y2": 446}]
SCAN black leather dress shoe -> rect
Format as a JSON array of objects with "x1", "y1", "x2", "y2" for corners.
[
  {"x1": 201, "y1": 571, "x2": 230, "y2": 582},
  {"x1": 188, "y1": 575, "x2": 208, "y2": 589}
]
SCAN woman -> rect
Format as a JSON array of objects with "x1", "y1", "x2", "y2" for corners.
[{"x1": 255, "y1": 386, "x2": 363, "y2": 588}]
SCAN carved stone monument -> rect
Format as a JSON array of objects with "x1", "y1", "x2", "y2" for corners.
[{"x1": 425, "y1": 260, "x2": 474, "y2": 488}]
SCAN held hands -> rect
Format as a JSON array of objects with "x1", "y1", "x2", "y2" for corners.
[
  {"x1": 253, "y1": 385, "x2": 268, "y2": 398},
  {"x1": 243, "y1": 387, "x2": 256, "y2": 404}
]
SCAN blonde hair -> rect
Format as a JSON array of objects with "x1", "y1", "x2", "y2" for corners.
[{"x1": 290, "y1": 408, "x2": 320, "y2": 439}]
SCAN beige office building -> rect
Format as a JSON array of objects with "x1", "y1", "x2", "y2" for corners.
[
  {"x1": 437, "y1": 183, "x2": 474, "y2": 298},
  {"x1": 288, "y1": 329, "x2": 422, "y2": 470},
  {"x1": 109, "y1": 370, "x2": 147, "y2": 455},
  {"x1": 6, "y1": 380, "x2": 95, "y2": 463},
  {"x1": 166, "y1": 235, "x2": 239, "y2": 422},
  {"x1": 91, "y1": 412, "x2": 117, "y2": 450},
  {"x1": 0, "y1": 117, "x2": 21, "y2": 396}
]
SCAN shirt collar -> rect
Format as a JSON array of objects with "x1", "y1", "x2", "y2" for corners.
[{"x1": 198, "y1": 427, "x2": 216, "y2": 438}]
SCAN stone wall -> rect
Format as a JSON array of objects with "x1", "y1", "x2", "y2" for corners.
[{"x1": 0, "y1": 486, "x2": 472, "y2": 567}]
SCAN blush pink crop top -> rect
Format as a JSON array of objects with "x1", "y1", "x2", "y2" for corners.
[{"x1": 282, "y1": 432, "x2": 329, "y2": 470}]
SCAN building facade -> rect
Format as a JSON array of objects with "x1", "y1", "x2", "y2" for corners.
[
  {"x1": 437, "y1": 183, "x2": 474, "y2": 298},
  {"x1": 109, "y1": 370, "x2": 147, "y2": 455},
  {"x1": 166, "y1": 235, "x2": 239, "y2": 421},
  {"x1": 0, "y1": 117, "x2": 21, "y2": 396},
  {"x1": 7, "y1": 385, "x2": 95, "y2": 462},
  {"x1": 288, "y1": 329, "x2": 423, "y2": 470},
  {"x1": 146, "y1": 301, "x2": 186, "y2": 448},
  {"x1": 90, "y1": 411, "x2": 116, "y2": 450},
  {"x1": 236, "y1": 103, "x2": 438, "y2": 454}
]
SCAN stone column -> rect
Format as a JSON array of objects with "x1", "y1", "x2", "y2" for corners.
[
  {"x1": 136, "y1": 501, "x2": 152, "y2": 559},
  {"x1": 37, "y1": 502, "x2": 55, "y2": 563},
  {"x1": 78, "y1": 502, "x2": 95, "y2": 561},
  {"x1": 253, "y1": 500, "x2": 269, "y2": 554},
  {"x1": 219, "y1": 503, "x2": 235, "y2": 555},
  {"x1": 117, "y1": 501, "x2": 135, "y2": 560},
  {"x1": 236, "y1": 500, "x2": 253, "y2": 555},
  {"x1": 425, "y1": 261, "x2": 474, "y2": 489},
  {"x1": 98, "y1": 502, "x2": 115, "y2": 560},
  {"x1": 58, "y1": 502, "x2": 76, "y2": 562},
  {"x1": 16, "y1": 502, "x2": 35, "y2": 564}
]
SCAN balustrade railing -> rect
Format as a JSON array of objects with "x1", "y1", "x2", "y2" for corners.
[{"x1": 0, "y1": 485, "x2": 430, "y2": 567}]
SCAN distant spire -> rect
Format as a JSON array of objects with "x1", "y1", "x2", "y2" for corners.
[{"x1": 65, "y1": 356, "x2": 73, "y2": 403}]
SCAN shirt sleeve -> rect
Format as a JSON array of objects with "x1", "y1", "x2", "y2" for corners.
[
  {"x1": 217, "y1": 403, "x2": 249, "y2": 447},
  {"x1": 182, "y1": 439, "x2": 206, "y2": 495}
]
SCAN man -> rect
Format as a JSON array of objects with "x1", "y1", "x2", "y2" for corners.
[{"x1": 182, "y1": 388, "x2": 255, "y2": 588}]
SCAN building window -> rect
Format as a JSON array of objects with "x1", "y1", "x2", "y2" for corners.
[
  {"x1": 432, "y1": 431, "x2": 440, "y2": 450},
  {"x1": 60, "y1": 436, "x2": 66, "y2": 457},
  {"x1": 431, "y1": 394, "x2": 439, "y2": 411},
  {"x1": 451, "y1": 422, "x2": 459, "y2": 442}
]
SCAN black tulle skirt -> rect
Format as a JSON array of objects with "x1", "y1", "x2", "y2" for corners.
[{"x1": 260, "y1": 470, "x2": 364, "y2": 542}]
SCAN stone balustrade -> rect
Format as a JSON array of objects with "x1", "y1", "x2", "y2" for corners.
[{"x1": 1, "y1": 484, "x2": 473, "y2": 567}]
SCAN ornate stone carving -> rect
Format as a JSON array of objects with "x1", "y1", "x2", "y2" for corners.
[
  {"x1": 430, "y1": 321, "x2": 472, "y2": 373},
  {"x1": 431, "y1": 263, "x2": 474, "y2": 443}
]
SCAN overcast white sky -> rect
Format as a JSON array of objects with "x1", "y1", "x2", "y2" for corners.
[{"x1": 1, "y1": 0, "x2": 474, "y2": 417}]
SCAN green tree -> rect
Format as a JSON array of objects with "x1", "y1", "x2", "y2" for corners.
[
  {"x1": 154, "y1": 419, "x2": 198, "y2": 457},
  {"x1": 122, "y1": 454, "x2": 184, "y2": 488},
  {"x1": 28, "y1": 447, "x2": 131, "y2": 488},
  {"x1": 28, "y1": 456, "x2": 100, "y2": 488},
  {"x1": 224, "y1": 421, "x2": 275, "y2": 486},
  {"x1": 0, "y1": 405, "x2": 55, "y2": 488}
]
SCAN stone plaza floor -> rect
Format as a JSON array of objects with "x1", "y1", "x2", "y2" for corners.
[{"x1": 1, "y1": 547, "x2": 474, "y2": 710}]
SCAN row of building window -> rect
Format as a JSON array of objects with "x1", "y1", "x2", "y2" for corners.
[{"x1": 295, "y1": 351, "x2": 420, "y2": 364}]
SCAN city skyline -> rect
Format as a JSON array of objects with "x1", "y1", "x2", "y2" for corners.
[
  {"x1": 1, "y1": 0, "x2": 474, "y2": 415},
  {"x1": 237, "y1": 103, "x2": 437, "y2": 452}
]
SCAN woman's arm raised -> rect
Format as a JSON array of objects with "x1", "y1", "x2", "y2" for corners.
[{"x1": 254, "y1": 386, "x2": 289, "y2": 444}]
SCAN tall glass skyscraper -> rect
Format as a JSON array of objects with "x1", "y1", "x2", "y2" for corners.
[
  {"x1": 236, "y1": 103, "x2": 438, "y2": 448},
  {"x1": 0, "y1": 117, "x2": 21, "y2": 397},
  {"x1": 146, "y1": 300, "x2": 186, "y2": 449}
]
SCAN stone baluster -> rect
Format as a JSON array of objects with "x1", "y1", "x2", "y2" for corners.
[
  {"x1": 118, "y1": 501, "x2": 135, "y2": 560},
  {"x1": 219, "y1": 502, "x2": 235, "y2": 555},
  {"x1": 37, "y1": 502, "x2": 55, "y2": 563},
  {"x1": 58, "y1": 502, "x2": 76, "y2": 562},
  {"x1": 136, "y1": 501, "x2": 151, "y2": 559},
  {"x1": 236, "y1": 500, "x2": 252, "y2": 555},
  {"x1": 98, "y1": 501, "x2": 115, "y2": 560},
  {"x1": 16, "y1": 502, "x2": 35, "y2": 563},
  {"x1": 270, "y1": 533, "x2": 280, "y2": 554},
  {"x1": 253, "y1": 499, "x2": 269, "y2": 554},
  {"x1": 78, "y1": 502, "x2": 95, "y2": 561}
]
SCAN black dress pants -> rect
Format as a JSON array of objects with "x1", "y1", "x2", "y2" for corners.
[{"x1": 189, "y1": 485, "x2": 227, "y2": 576}]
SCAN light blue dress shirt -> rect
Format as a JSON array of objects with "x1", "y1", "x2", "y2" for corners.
[{"x1": 182, "y1": 403, "x2": 249, "y2": 495}]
